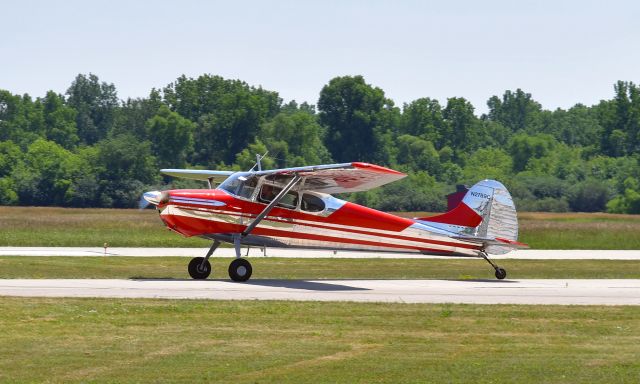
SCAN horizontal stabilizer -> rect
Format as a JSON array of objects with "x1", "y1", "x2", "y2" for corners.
[{"x1": 452, "y1": 235, "x2": 529, "y2": 249}]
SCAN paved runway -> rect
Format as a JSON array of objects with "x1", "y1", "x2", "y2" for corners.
[
  {"x1": 2, "y1": 247, "x2": 640, "y2": 259},
  {"x1": 1, "y1": 278, "x2": 639, "y2": 305}
]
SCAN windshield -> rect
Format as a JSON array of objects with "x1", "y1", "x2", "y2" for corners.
[{"x1": 217, "y1": 172, "x2": 258, "y2": 199}]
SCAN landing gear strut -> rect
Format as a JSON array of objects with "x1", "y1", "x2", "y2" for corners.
[
  {"x1": 188, "y1": 240, "x2": 220, "y2": 279},
  {"x1": 227, "y1": 234, "x2": 252, "y2": 282},
  {"x1": 480, "y1": 250, "x2": 507, "y2": 280}
]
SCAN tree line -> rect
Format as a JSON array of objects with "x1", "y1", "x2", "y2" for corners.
[{"x1": 0, "y1": 73, "x2": 639, "y2": 213}]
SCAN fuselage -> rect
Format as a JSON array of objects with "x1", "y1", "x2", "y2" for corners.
[{"x1": 155, "y1": 187, "x2": 482, "y2": 257}]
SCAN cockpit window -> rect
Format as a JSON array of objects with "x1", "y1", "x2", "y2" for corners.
[
  {"x1": 218, "y1": 172, "x2": 258, "y2": 199},
  {"x1": 301, "y1": 193, "x2": 325, "y2": 212},
  {"x1": 259, "y1": 184, "x2": 298, "y2": 209}
]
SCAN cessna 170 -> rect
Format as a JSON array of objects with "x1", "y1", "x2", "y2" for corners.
[{"x1": 142, "y1": 161, "x2": 527, "y2": 282}]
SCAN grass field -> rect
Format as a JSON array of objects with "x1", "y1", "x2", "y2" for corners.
[
  {"x1": 0, "y1": 206, "x2": 211, "y2": 247},
  {"x1": 0, "y1": 297, "x2": 638, "y2": 383},
  {"x1": 1, "y1": 206, "x2": 640, "y2": 249},
  {"x1": 2, "y1": 257, "x2": 640, "y2": 279}
]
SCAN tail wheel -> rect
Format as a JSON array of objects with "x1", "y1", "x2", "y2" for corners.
[
  {"x1": 229, "y1": 258, "x2": 252, "y2": 282},
  {"x1": 188, "y1": 257, "x2": 211, "y2": 279}
]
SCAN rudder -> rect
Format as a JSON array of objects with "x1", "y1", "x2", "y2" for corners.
[
  {"x1": 461, "y1": 179, "x2": 519, "y2": 243},
  {"x1": 416, "y1": 179, "x2": 520, "y2": 254}
]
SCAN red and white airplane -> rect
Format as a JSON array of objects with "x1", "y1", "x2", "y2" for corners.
[{"x1": 143, "y1": 161, "x2": 527, "y2": 282}]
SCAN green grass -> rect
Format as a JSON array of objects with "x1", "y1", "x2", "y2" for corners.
[
  {"x1": 0, "y1": 297, "x2": 638, "y2": 383},
  {"x1": 1, "y1": 206, "x2": 640, "y2": 249},
  {"x1": 2, "y1": 257, "x2": 640, "y2": 279},
  {"x1": 0, "y1": 206, "x2": 211, "y2": 247},
  {"x1": 518, "y1": 212, "x2": 640, "y2": 249}
]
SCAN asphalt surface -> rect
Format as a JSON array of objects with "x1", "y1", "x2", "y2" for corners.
[
  {"x1": 2, "y1": 247, "x2": 640, "y2": 259},
  {"x1": 1, "y1": 278, "x2": 639, "y2": 305}
]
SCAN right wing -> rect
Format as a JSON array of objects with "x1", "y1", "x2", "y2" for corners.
[{"x1": 254, "y1": 162, "x2": 407, "y2": 194}]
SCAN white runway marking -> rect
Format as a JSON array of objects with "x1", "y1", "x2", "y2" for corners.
[
  {"x1": 1, "y1": 279, "x2": 639, "y2": 305},
  {"x1": 1, "y1": 247, "x2": 640, "y2": 259}
]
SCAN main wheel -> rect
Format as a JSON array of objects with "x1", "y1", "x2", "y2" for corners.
[
  {"x1": 228, "y1": 258, "x2": 252, "y2": 282},
  {"x1": 188, "y1": 257, "x2": 211, "y2": 279},
  {"x1": 495, "y1": 267, "x2": 507, "y2": 280}
]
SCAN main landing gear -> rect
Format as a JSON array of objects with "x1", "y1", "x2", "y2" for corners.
[
  {"x1": 480, "y1": 250, "x2": 507, "y2": 280},
  {"x1": 187, "y1": 239, "x2": 253, "y2": 282},
  {"x1": 187, "y1": 173, "x2": 301, "y2": 282}
]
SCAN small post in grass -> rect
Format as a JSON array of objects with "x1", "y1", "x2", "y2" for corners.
[{"x1": 103, "y1": 242, "x2": 108, "y2": 256}]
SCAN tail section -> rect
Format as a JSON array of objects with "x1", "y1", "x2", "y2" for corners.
[{"x1": 416, "y1": 179, "x2": 524, "y2": 254}]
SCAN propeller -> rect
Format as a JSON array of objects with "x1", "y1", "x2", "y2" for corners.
[{"x1": 138, "y1": 195, "x2": 152, "y2": 210}]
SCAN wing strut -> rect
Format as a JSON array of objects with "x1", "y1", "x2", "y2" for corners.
[{"x1": 241, "y1": 174, "x2": 302, "y2": 238}]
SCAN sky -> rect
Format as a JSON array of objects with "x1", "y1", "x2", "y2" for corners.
[{"x1": 1, "y1": 0, "x2": 639, "y2": 114}]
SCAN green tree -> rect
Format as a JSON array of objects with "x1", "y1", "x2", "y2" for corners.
[
  {"x1": 462, "y1": 147, "x2": 513, "y2": 183},
  {"x1": 487, "y1": 89, "x2": 542, "y2": 133},
  {"x1": 400, "y1": 98, "x2": 445, "y2": 146},
  {"x1": 234, "y1": 139, "x2": 276, "y2": 171},
  {"x1": 66, "y1": 73, "x2": 119, "y2": 145},
  {"x1": 258, "y1": 108, "x2": 332, "y2": 168},
  {"x1": 607, "y1": 177, "x2": 640, "y2": 214},
  {"x1": 0, "y1": 90, "x2": 45, "y2": 145},
  {"x1": 0, "y1": 140, "x2": 21, "y2": 205},
  {"x1": 145, "y1": 105, "x2": 195, "y2": 169},
  {"x1": 508, "y1": 133, "x2": 557, "y2": 172},
  {"x1": 41, "y1": 91, "x2": 78, "y2": 149},
  {"x1": 94, "y1": 134, "x2": 159, "y2": 207},
  {"x1": 442, "y1": 97, "x2": 481, "y2": 153},
  {"x1": 395, "y1": 134, "x2": 440, "y2": 174},
  {"x1": 568, "y1": 180, "x2": 610, "y2": 212},
  {"x1": 163, "y1": 74, "x2": 281, "y2": 165},
  {"x1": 11, "y1": 139, "x2": 82, "y2": 205},
  {"x1": 112, "y1": 89, "x2": 164, "y2": 139},
  {"x1": 537, "y1": 104, "x2": 602, "y2": 147},
  {"x1": 318, "y1": 75, "x2": 394, "y2": 164},
  {"x1": 598, "y1": 81, "x2": 640, "y2": 156},
  {"x1": 0, "y1": 140, "x2": 21, "y2": 178}
]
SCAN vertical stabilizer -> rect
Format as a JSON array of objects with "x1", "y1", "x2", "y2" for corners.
[{"x1": 416, "y1": 179, "x2": 519, "y2": 254}]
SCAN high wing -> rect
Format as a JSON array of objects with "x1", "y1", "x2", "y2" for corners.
[
  {"x1": 161, "y1": 169, "x2": 234, "y2": 183},
  {"x1": 162, "y1": 163, "x2": 406, "y2": 194},
  {"x1": 254, "y1": 162, "x2": 406, "y2": 193}
]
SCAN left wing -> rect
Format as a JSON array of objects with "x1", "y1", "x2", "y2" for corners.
[
  {"x1": 255, "y1": 162, "x2": 406, "y2": 193},
  {"x1": 161, "y1": 169, "x2": 234, "y2": 183}
]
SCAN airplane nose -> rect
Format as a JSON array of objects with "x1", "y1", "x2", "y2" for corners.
[{"x1": 143, "y1": 191, "x2": 164, "y2": 206}]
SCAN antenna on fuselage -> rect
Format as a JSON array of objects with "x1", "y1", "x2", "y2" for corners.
[{"x1": 250, "y1": 151, "x2": 269, "y2": 172}]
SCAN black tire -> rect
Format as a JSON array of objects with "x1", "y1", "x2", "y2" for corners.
[
  {"x1": 188, "y1": 257, "x2": 211, "y2": 279},
  {"x1": 228, "y1": 258, "x2": 252, "y2": 282},
  {"x1": 495, "y1": 267, "x2": 507, "y2": 280}
]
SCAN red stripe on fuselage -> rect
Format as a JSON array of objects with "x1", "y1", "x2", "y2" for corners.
[
  {"x1": 168, "y1": 204, "x2": 480, "y2": 250},
  {"x1": 161, "y1": 213, "x2": 455, "y2": 254}
]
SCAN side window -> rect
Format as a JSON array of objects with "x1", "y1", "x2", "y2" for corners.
[
  {"x1": 259, "y1": 184, "x2": 298, "y2": 209},
  {"x1": 301, "y1": 193, "x2": 325, "y2": 212},
  {"x1": 259, "y1": 184, "x2": 277, "y2": 203},
  {"x1": 237, "y1": 176, "x2": 258, "y2": 199}
]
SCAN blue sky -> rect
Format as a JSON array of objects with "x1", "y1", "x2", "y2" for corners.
[{"x1": 1, "y1": 0, "x2": 639, "y2": 113}]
